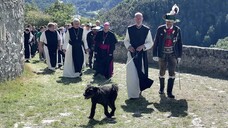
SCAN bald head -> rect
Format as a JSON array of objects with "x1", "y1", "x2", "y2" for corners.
[{"x1": 134, "y1": 12, "x2": 143, "y2": 26}]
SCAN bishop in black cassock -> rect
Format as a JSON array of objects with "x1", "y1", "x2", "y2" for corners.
[{"x1": 94, "y1": 22, "x2": 118, "y2": 79}]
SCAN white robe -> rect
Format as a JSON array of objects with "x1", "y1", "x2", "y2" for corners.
[
  {"x1": 63, "y1": 29, "x2": 88, "y2": 78},
  {"x1": 40, "y1": 30, "x2": 61, "y2": 70},
  {"x1": 124, "y1": 29, "x2": 154, "y2": 98}
]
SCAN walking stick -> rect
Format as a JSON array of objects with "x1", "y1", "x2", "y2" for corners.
[
  {"x1": 98, "y1": 50, "x2": 141, "y2": 86},
  {"x1": 177, "y1": 62, "x2": 181, "y2": 90}
]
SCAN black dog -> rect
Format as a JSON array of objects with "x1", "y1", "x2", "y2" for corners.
[{"x1": 83, "y1": 84, "x2": 118, "y2": 119}]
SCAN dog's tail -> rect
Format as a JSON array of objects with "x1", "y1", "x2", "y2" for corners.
[{"x1": 112, "y1": 84, "x2": 119, "y2": 92}]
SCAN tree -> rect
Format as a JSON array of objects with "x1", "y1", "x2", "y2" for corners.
[
  {"x1": 25, "y1": 11, "x2": 52, "y2": 27},
  {"x1": 25, "y1": 3, "x2": 51, "y2": 27},
  {"x1": 25, "y1": 3, "x2": 39, "y2": 13},
  {"x1": 213, "y1": 37, "x2": 228, "y2": 49},
  {"x1": 45, "y1": 1, "x2": 75, "y2": 26},
  {"x1": 203, "y1": 35, "x2": 211, "y2": 47},
  {"x1": 99, "y1": 0, "x2": 228, "y2": 47}
]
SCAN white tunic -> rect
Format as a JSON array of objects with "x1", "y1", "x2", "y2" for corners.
[
  {"x1": 40, "y1": 30, "x2": 61, "y2": 70},
  {"x1": 63, "y1": 29, "x2": 88, "y2": 78},
  {"x1": 28, "y1": 32, "x2": 34, "y2": 42},
  {"x1": 124, "y1": 29, "x2": 154, "y2": 98}
]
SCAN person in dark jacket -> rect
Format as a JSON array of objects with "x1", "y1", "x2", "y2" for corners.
[
  {"x1": 87, "y1": 25, "x2": 100, "y2": 69},
  {"x1": 24, "y1": 28, "x2": 34, "y2": 62},
  {"x1": 153, "y1": 4, "x2": 183, "y2": 98}
]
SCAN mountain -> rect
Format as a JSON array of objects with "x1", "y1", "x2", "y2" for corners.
[
  {"x1": 25, "y1": 0, "x2": 56, "y2": 10},
  {"x1": 25, "y1": 0, "x2": 123, "y2": 17},
  {"x1": 100, "y1": 0, "x2": 228, "y2": 46}
]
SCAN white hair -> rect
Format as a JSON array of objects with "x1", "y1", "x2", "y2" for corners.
[
  {"x1": 73, "y1": 18, "x2": 80, "y2": 23},
  {"x1": 135, "y1": 12, "x2": 143, "y2": 17}
]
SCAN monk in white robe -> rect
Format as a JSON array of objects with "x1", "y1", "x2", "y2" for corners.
[
  {"x1": 124, "y1": 12, "x2": 154, "y2": 99},
  {"x1": 40, "y1": 23, "x2": 61, "y2": 71},
  {"x1": 63, "y1": 18, "x2": 89, "y2": 78}
]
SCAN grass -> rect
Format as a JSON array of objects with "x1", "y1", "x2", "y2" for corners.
[{"x1": 0, "y1": 56, "x2": 227, "y2": 128}]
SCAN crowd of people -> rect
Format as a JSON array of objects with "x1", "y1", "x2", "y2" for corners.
[
  {"x1": 23, "y1": 4, "x2": 182, "y2": 99},
  {"x1": 23, "y1": 19, "x2": 115, "y2": 77}
]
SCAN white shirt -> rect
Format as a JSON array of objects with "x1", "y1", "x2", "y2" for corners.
[{"x1": 28, "y1": 32, "x2": 34, "y2": 42}]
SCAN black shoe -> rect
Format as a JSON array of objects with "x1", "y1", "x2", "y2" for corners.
[
  {"x1": 79, "y1": 72, "x2": 83, "y2": 76},
  {"x1": 25, "y1": 60, "x2": 30, "y2": 63},
  {"x1": 167, "y1": 94, "x2": 175, "y2": 98},
  {"x1": 58, "y1": 64, "x2": 62, "y2": 68},
  {"x1": 129, "y1": 98, "x2": 138, "y2": 100},
  {"x1": 93, "y1": 72, "x2": 98, "y2": 77},
  {"x1": 159, "y1": 91, "x2": 165, "y2": 95},
  {"x1": 89, "y1": 64, "x2": 92, "y2": 69}
]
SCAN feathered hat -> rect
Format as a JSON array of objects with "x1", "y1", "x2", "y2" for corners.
[{"x1": 163, "y1": 4, "x2": 180, "y2": 23}]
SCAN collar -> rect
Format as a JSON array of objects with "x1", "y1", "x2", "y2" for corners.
[
  {"x1": 103, "y1": 30, "x2": 109, "y2": 34},
  {"x1": 135, "y1": 24, "x2": 143, "y2": 29},
  {"x1": 166, "y1": 25, "x2": 173, "y2": 29}
]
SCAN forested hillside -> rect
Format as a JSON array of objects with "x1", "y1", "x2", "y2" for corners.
[
  {"x1": 25, "y1": 0, "x2": 123, "y2": 17},
  {"x1": 25, "y1": 0, "x2": 228, "y2": 47},
  {"x1": 100, "y1": 0, "x2": 228, "y2": 46}
]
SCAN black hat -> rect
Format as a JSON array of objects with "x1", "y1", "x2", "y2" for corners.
[{"x1": 163, "y1": 4, "x2": 180, "y2": 23}]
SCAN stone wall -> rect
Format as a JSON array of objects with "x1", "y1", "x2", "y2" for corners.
[
  {"x1": 0, "y1": 0, "x2": 24, "y2": 81},
  {"x1": 114, "y1": 41, "x2": 228, "y2": 77}
]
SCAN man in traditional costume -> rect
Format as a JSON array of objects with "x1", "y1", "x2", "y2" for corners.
[
  {"x1": 40, "y1": 22, "x2": 61, "y2": 71},
  {"x1": 24, "y1": 28, "x2": 34, "y2": 63},
  {"x1": 94, "y1": 22, "x2": 118, "y2": 79},
  {"x1": 153, "y1": 4, "x2": 183, "y2": 98},
  {"x1": 62, "y1": 18, "x2": 89, "y2": 78},
  {"x1": 124, "y1": 12, "x2": 154, "y2": 99},
  {"x1": 86, "y1": 25, "x2": 101, "y2": 69}
]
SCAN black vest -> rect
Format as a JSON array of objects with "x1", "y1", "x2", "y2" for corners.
[
  {"x1": 68, "y1": 27, "x2": 83, "y2": 46},
  {"x1": 45, "y1": 30, "x2": 58, "y2": 49},
  {"x1": 128, "y1": 25, "x2": 149, "y2": 49}
]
